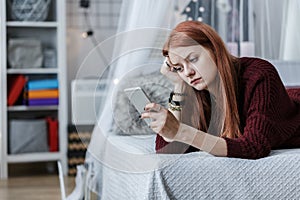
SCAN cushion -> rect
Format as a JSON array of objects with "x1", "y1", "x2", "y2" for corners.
[{"x1": 111, "y1": 70, "x2": 173, "y2": 135}]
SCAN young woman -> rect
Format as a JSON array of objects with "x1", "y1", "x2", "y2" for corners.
[{"x1": 141, "y1": 21, "x2": 300, "y2": 159}]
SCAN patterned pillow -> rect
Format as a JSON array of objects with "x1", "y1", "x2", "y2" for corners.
[{"x1": 111, "y1": 70, "x2": 173, "y2": 135}]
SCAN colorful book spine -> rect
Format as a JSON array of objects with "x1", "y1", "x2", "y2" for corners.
[
  {"x1": 46, "y1": 117, "x2": 59, "y2": 152},
  {"x1": 28, "y1": 98, "x2": 59, "y2": 106},
  {"x1": 27, "y1": 79, "x2": 58, "y2": 90},
  {"x1": 7, "y1": 75, "x2": 27, "y2": 106},
  {"x1": 27, "y1": 89, "x2": 59, "y2": 99}
]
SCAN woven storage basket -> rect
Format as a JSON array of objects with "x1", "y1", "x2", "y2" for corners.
[{"x1": 11, "y1": 0, "x2": 51, "y2": 21}]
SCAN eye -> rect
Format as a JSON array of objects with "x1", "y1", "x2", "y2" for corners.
[
  {"x1": 165, "y1": 61, "x2": 171, "y2": 68},
  {"x1": 173, "y1": 66, "x2": 184, "y2": 72},
  {"x1": 189, "y1": 57, "x2": 198, "y2": 63}
]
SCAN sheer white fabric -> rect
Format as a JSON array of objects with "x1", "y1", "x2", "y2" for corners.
[
  {"x1": 85, "y1": 0, "x2": 177, "y2": 196},
  {"x1": 252, "y1": 0, "x2": 300, "y2": 61},
  {"x1": 279, "y1": 0, "x2": 300, "y2": 61}
]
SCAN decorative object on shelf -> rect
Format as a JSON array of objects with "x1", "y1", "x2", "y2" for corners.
[
  {"x1": 43, "y1": 48, "x2": 57, "y2": 68},
  {"x1": 10, "y1": 0, "x2": 51, "y2": 21},
  {"x1": 8, "y1": 38, "x2": 43, "y2": 68}
]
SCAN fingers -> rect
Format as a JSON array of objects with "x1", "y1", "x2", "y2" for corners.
[
  {"x1": 140, "y1": 110, "x2": 161, "y2": 120},
  {"x1": 140, "y1": 112, "x2": 160, "y2": 133},
  {"x1": 141, "y1": 103, "x2": 166, "y2": 133},
  {"x1": 144, "y1": 103, "x2": 162, "y2": 112}
]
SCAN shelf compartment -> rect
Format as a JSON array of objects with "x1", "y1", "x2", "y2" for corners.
[
  {"x1": 7, "y1": 27, "x2": 57, "y2": 52},
  {"x1": 8, "y1": 105, "x2": 58, "y2": 111},
  {"x1": 7, "y1": 152, "x2": 61, "y2": 163},
  {"x1": 7, "y1": 68, "x2": 58, "y2": 74}
]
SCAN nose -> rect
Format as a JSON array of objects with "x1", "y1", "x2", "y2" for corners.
[{"x1": 183, "y1": 64, "x2": 195, "y2": 77}]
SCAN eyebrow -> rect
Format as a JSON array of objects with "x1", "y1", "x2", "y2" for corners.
[{"x1": 169, "y1": 52, "x2": 194, "y2": 66}]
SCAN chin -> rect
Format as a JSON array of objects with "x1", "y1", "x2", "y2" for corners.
[{"x1": 192, "y1": 83, "x2": 207, "y2": 91}]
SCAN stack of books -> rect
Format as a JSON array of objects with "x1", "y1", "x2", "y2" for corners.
[{"x1": 25, "y1": 79, "x2": 59, "y2": 106}]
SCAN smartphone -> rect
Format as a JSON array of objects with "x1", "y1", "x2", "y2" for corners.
[{"x1": 124, "y1": 87, "x2": 151, "y2": 125}]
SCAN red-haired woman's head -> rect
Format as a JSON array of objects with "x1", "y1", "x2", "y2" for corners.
[{"x1": 163, "y1": 21, "x2": 241, "y2": 138}]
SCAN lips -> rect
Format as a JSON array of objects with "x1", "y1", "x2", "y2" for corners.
[{"x1": 190, "y1": 77, "x2": 202, "y2": 85}]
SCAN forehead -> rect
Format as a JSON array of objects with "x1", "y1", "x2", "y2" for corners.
[{"x1": 168, "y1": 45, "x2": 204, "y2": 64}]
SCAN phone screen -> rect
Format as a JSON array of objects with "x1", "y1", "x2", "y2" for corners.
[{"x1": 124, "y1": 87, "x2": 151, "y2": 125}]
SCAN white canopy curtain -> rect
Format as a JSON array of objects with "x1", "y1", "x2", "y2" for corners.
[
  {"x1": 88, "y1": 0, "x2": 174, "y2": 141},
  {"x1": 86, "y1": 0, "x2": 176, "y2": 171},
  {"x1": 81, "y1": 0, "x2": 176, "y2": 197},
  {"x1": 252, "y1": 0, "x2": 299, "y2": 61},
  {"x1": 279, "y1": 0, "x2": 300, "y2": 61}
]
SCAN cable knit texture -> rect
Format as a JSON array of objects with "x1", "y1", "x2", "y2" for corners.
[{"x1": 155, "y1": 57, "x2": 300, "y2": 159}]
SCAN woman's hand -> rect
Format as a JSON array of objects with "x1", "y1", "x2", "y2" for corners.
[
  {"x1": 141, "y1": 103, "x2": 180, "y2": 142},
  {"x1": 160, "y1": 58, "x2": 183, "y2": 85}
]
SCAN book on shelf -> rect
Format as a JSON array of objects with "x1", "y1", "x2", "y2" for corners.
[
  {"x1": 7, "y1": 75, "x2": 27, "y2": 106},
  {"x1": 27, "y1": 79, "x2": 58, "y2": 90},
  {"x1": 27, "y1": 98, "x2": 59, "y2": 106},
  {"x1": 26, "y1": 89, "x2": 59, "y2": 99},
  {"x1": 46, "y1": 117, "x2": 59, "y2": 152}
]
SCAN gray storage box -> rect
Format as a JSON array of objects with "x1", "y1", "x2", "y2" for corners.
[
  {"x1": 9, "y1": 119, "x2": 48, "y2": 154},
  {"x1": 8, "y1": 38, "x2": 43, "y2": 68}
]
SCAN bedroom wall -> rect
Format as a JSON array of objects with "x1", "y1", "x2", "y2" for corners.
[{"x1": 66, "y1": 0, "x2": 122, "y2": 123}]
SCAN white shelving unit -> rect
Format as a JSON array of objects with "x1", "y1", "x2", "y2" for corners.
[{"x1": 0, "y1": 0, "x2": 67, "y2": 179}]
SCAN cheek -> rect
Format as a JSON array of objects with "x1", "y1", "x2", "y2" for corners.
[
  {"x1": 178, "y1": 73, "x2": 188, "y2": 82},
  {"x1": 202, "y1": 62, "x2": 218, "y2": 79}
]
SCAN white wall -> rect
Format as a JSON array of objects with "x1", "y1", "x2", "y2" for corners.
[{"x1": 66, "y1": 0, "x2": 121, "y2": 122}]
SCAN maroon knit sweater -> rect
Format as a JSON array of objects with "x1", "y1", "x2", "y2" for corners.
[{"x1": 155, "y1": 57, "x2": 300, "y2": 159}]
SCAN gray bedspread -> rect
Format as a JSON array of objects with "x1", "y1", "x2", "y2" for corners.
[{"x1": 86, "y1": 135, "x2": 300, "y2": 200}]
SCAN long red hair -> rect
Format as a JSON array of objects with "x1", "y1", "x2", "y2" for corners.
[{"x1": 163, "y1": 21, "x2": 242, "y2": 138}]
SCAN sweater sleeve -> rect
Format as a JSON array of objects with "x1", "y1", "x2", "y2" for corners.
[
  {"x1": 155, "y1": 134, "x2": 197, "y2": 154},
  {"x1": 223, "y1": 61, "x2": 296, "y2": 159}
]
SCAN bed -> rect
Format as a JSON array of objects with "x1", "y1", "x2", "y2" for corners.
[{"x1": 85, "y1": 134, "x2": 300, "y2": 200}]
